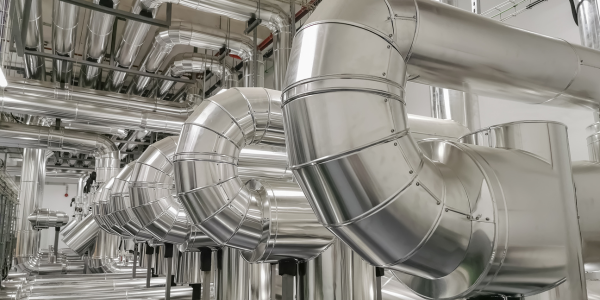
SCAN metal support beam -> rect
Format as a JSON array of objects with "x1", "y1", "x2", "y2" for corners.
[
  {"x1": 23, "y1": 50, "x2": 196, "y2": 84},
  {"x1": 59, "y1": 0, "x2": 171, "y2": 28}
]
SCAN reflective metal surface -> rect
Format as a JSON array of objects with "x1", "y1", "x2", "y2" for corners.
[
  {"x1": 93, "y1": 162, "x2": 133, "y2": 236},
  {"x1": 174, "y1": 88, "x2": 334, "y2": 262},
  {"x1": 130, "y1": 22, "x2": 262, "y2": 93},
  {"x1": 298, "y1": 239, "x2": 375, "y2": 300},
  {"x1": 27, "y1": 209, "x2": 69, "y2": 229},
  {"x1": 61, "y1": 214, "x2": 100, "y2": 255},
  {"x1": 129, "y1": 136, "x2": 192, "y2": 244},
  {"x1": 283, "y1": 3, "x2": 587, "y2": 296},
  {"x1": 572, "y1": 161, "x2": 600, "y2": 276},
  {"x1": 51, "y1": 0, "x2": 79, "y2": 85},
  {"x1": 18, "y1": 0, "x2": 46, "y2": 80}
]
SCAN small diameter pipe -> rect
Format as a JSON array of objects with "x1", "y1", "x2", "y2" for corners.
[
  {"x1": 165, "y1": 243, "x2": 174, "y2": 300},
  {"x1": 279, "y1": 260, "x2": 297, "y2": 300},
  {"x1": 146, "y1": 243, "x2": 154, "y2": 288},
  {"x1": 54, "y1": 227, "x2": 60, "y2": 260},
  {"x1": 200, "y1": 248, "x2": 212, "y2": 300},
  {"x1": 375, "y1": 267, "x2": 385, "y2": 300},
  {"x1": 132, "y1": 243, "x2": 138, "y2": 278}
]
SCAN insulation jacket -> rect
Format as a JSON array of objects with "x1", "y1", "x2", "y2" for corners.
[{"x1": 174, "y1": 88, "x2": 334, "y2": 263}]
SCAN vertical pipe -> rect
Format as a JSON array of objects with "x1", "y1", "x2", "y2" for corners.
[
  {"x1": 53, "y1": 227, "x2": 59, "y2": 259},
  {"x1": 51, "y1": 0, "x2": 79, "y2": 86},
  {"x1": 281, "y1": 275, "x2": 294, "y2": 300},
  {"x1": 146, "y1": 243, "x2": 154, "y2": 288},
  {"x1": 200, "y1": 248, "x2": 212, "y2": 300},
  {"x1": 165, "y1": 243, "x2": 174, "y2": 300},
  {"x1": 132, "y1": 243, "x2": 138, "y2": 278}
]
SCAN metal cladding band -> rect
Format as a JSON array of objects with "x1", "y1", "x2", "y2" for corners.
[
  {"x1": 79, "y1": 0, "x2": 120, "y2": 89},
  {"x1": 18, "y1": 0, "x2": 46, "y2": 80},
  {"x1": 93, "y1": 162, "x2": 135, "y2": 236},
  {"x1": 174, "y1": 88, "x2": 334, "y2": 263},
  {"x1": 0, "y1": 78, "x2": 192, "y2": 133},
  {"x1": 52, "y1": 0, "x2": 79, "y2": 84},
  {"x1": 0, "y1": 121, "x2": 120, "y2": 183},
  {"x1": 139, "y1": 0, "x2": 290, "y2": 89},
  {"x1": 28, "y1": 208, "x2": 69, "y2": 229},
  {"x1": 61, "y1": 214, "x2": 100, "y2": 255},
  {"x1": 103, "y1": 0, "x2": 157, "y2": 92},
  {"x1": 128, "y1": 22, "x2": 260, "y2": 96},
  {"x1": 283, "y1": 2, "x2": 586, "y2": 298},
  {"x1": 154, "y1": 53, "x2": 238, "y2": 100},
  {"x1": 128, "y1": 136, "x2": 192, "y2": 244}
]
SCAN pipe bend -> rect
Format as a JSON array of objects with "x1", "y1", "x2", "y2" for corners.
[
  {"x1": 128, "y1": 136, "x2": 192, "y2": 244},
  {"x1": 174, "y1": 88, "x2": 333, "y2": 262}
]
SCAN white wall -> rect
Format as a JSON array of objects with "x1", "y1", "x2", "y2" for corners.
[{"x1": 40, "y1": 183, "x2": 78, "y2": 250}]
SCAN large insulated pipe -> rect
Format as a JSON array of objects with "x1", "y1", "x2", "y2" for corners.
[
  {"x1": 283, "y1": 1, "x2": 587, "y2": 298},
  {"x1": 79, "y1": 0, "x2": 119, "y2": 89},
  {"x1": 103, "y1": 0, "x2": 157, "y2": 92},
  {"x1": 0, "y1": 78, "x2": 192, "y2": 133},
  {"x1": 174, "y1": 87, "x2": 334, "y2": 263},
  {"x1": 18, "y1": 0, "x2": 46, "y2": 80},
  {"x1": 62, "y1": 214, "x2": 100, "y2": 255},
  {"x1": 92, "y1": 162, "x2": 136, "y2": 236},
  {"x1": 128, "y1": 136, "x2": 193, "y2": 244},
  {"x1": 128, "y1": 22, "x2": 257, "y2": 96},
  {"x1": 153, "y1": 53, "x2": 238, "y2": 100},
  {"x1": 51, "y1": 1, "x2": 79, "y2": 85},
  {"x1": 140, "y1": 0, "x2": 290, "y2": 89},
  {"x1": 13, "y1": 147, "x2": 49, "y2": 272}
]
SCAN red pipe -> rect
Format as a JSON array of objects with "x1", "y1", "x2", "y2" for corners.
[{"x1": 257, "y1": 0, "x2": 321, "y2": 51}]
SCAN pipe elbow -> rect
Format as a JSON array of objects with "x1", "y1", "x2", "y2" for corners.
[{"x1": 129, "y1": 136, "x2": 191, "y2": 244}]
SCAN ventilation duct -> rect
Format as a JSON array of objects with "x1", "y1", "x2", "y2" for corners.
[
  {"x1": 51, "y1": 1, "x2": 79, "y2": 85},
  {"x1": 17, "y1": 0, "x2": 45, "y2": 80},
  {"x1": 282, "y1": 0, "x2": 592, "y2": 298},
  {"x1": 93, "y1": 162, "x2": 135, "y2": 236},
  {"x1": 139, "y1": 0, "x2": 290, "y2": 89},
  {"x1": 153, "y1": 53, "x2": 238, "y2": 100},
  {"x1": 103, "y1": 0, "x2": 157, "y2": 92},
  {"x1": 174, "y1": 87, "x2": 334, "y2": 263},
  {"x1": 128, "y1": 22, "x2": 259, "y2": 96},
  {"x1": 79, "y1": 0, "x2": 120, "y2": 89},
  {"x1": 27, "y1": 208, "x2": 69, "y2": 229}
]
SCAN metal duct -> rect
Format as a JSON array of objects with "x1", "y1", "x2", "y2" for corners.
[
  {"x1": 0, "y1": 78, "x2": 192, "y2": 133},
  {"x1": 128, "y1": 136, "x2": 192, "y2": 244},
  {"x1": 0, "y1": 121, "x2": 120, "y2": 183},
  {"x1": 61, "y1": 214, "x2": 100, "y2": 255},
  {"x1": 79, "y1": 0, "x2": 119, "y2": 89},
  {"x1": 17, "y1": 0, "x2": 45, "y2": 80},
  {"x1": 140, "y1": 0, "x2": 290, "y2": 89},
  {"x1": 103, "y1": 0, "x2": 157, "y2": 92},
  {"x1": 283, "y1": 2, "x2": 586, "y2": 298},
  {"x1": 93, "y1": 162, "x2": 134, "y2": 236},
  {"x1": 128, "y1": 22, "x2": 258, "y2": 96},
  {"x1": 153, "y1": 53, "x2": 238, "y2": 100},
  {"x1": 174, "y1": 87, "x2": 334, "y2": 263},
  {"x1": 51, "y1": 1, "x2": 79, "y2": 85},
  {"x1": 298, "y1": 239, "x2": 377, "y2": 300},
  {"x1": 87, "y1": 230, "x2": 140, "y2": 273},
  {"x1": 27, "y1": 208, "x2": 69, "y2": 229},
  {"x1": 13, "y1": 147, "x2": 48, "y2": 273}
]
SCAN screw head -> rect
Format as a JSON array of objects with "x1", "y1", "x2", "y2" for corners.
[
  {"x1": 391, "y1": 129, "x2": 395, "y2": 133},
  {"x1": 486, "y1": 217, "x2": 490, "y2": 221},
  {"x1": 476, "y1": 216, "x2": 480, "y2": 220},
  {"x1": 409, "y1": 170, "x2": 413, "y2": 174},
  {"x1": 382, "y1": 72, "x2": 386, "y2": 76},
  {"x1": 394, "y1": 142, "x2": 398, "y2": 146},
  {"x1": 389, "y1": 34, "x2": 392, "y2": 37},
  {"x1": 415, "y1": 182, "x2": 420, "y2": 186},
  {"x1": 387, "y1": 45, "x2": 390, "y2": 49}
]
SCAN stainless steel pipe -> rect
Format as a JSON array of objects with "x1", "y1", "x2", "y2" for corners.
[
  {"x1": 283, "y1": 2, "x2": 588, "y2": 298},
  {"x1": 51, "y1": 1, "x2": 79, "y2": 85}
]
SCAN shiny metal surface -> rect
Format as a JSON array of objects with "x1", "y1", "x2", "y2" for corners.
[
  {"x1": 13, "y1": 147, "x2": 47, "y2": 273},
  {"x1": 103, "y1": 0, "x2": 156, "y2": 92},
  {"x1": 93, "y1": 162, "x2": 134, "y2": 236},
  {"x1": 79, "y1": 0, "x2": 119, "y2": 89},
  {"x1": 249, "y1": 262, "x2": 271, "y2": 300},
  {"x1": 238, "y1": 144, "x2": 293, "y2": 181},
  {"x1": 407, "y1": 114, "x2": 470, "y2": 142},
  {"x1": 218, "y1": 247, "x2": 249, "y2": 300},
  {"x1": 61, "y1": 214, "x2": 100, "y2": 255},
  {"x1": 380, "y1": 271, "x2": 423, "y2": 300},
  {"x1": 51, "y1": 1, "x2": 79, "y2": 85},
  {"x1": 18, "y1": 0, "x2": 45, "y2": 80},
  {"x1": 283, "y1": 4, "x2": 587, "y2": 296},
  {"x1": 131, "y1": 22, "x2": 261, "y2": 95},
  {"x1": 0, "y1": 77, "x2": 191, "y2": 133},
  {"x1": 27, "y1": 209, "x2": 69, "y2": 229},
  {"x1": 174, "y1": 88, "x2": 334, "y2": 262},
  {"x1": 129, "y1": 136, "x2": 192, "y2": 244},
  {"x1": 139, "y1": 0, "x2": 289, "y2": 88},
  {"x1": 154, "y1": 53, "x2": 237, "y2": 100},
  {"x1": 298, "y1": 239, "x2": 375, "y2": 300}
]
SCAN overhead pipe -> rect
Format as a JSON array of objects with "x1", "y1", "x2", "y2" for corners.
[
  {"x1": 127, "y1": 22, "x2": 258, "y2": 96},
  {"x1": 174, "y1": 87, "x2": 334, "y2": 263},
  {"x1": 79, "y1": 0, "x2": 120, "y2": 89},
  {"x1": 17, "y1": 0, "x2": 46, "y2": 80},
  {"x1": 153, "y1": 53, "x2": 238, "y2": 100},
  {"x1": 51, "y1": 1, "x2": 80, "y2": 85},
  {"x1": 282, "y1": 0, "x2": 590, "y2": 298},
  {"x1": 140, "y1": 0, "x2": 289, "y2": 89},
  {"x1": 103, "y1": 0, "x2": 157, "y2": 92}
]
